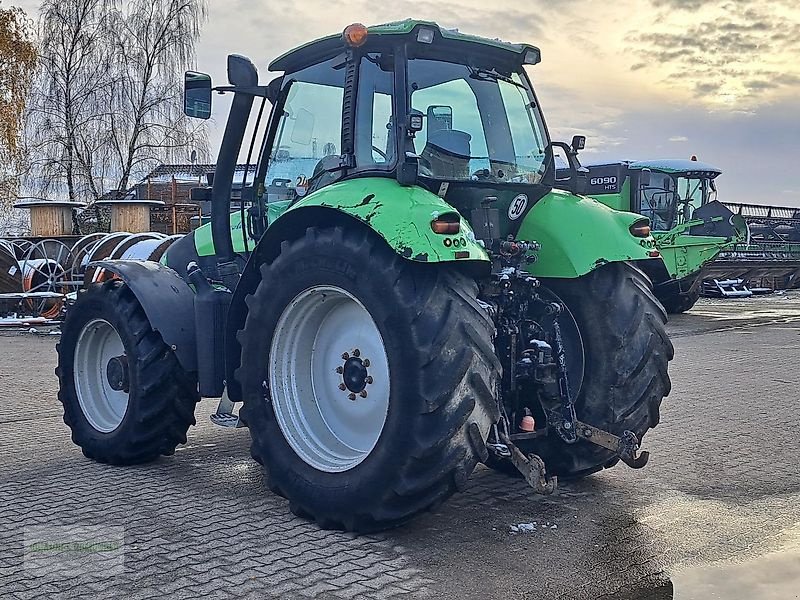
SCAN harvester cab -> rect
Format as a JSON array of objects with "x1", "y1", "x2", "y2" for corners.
[
  {"x1": 56, "y1": 20, "x2": 673, "y2": 533},
  {"x1": 556, "y1": 152, "x2": 748, "y2": 313}
]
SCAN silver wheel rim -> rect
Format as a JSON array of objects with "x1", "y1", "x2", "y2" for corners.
[
  {"x1": 269, "y1": 285, "x2": 390, "y2": 473},
  {"x1": 74, "y1": 319, "x2": 129, "y2": 433}
]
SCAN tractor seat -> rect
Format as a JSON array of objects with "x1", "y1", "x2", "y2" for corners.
[{"x1": 420, "y1": 130, "x2": 472, "y2": 179}]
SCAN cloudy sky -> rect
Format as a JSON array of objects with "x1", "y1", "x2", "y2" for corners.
[{"x1": 13, "y1": 0, "x2": 800, "y2": 205}]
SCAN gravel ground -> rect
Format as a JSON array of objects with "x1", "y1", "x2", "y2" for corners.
[{"x1": 1, "y1": 292, "x2": 798, "y2": 599}]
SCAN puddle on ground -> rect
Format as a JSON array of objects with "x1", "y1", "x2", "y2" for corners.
[
  {"x1": 672, "y1": 522, "x2": 800, "y2": 599},
  {"x1": 590, "y1": 524, "x2": 800, "y2": 600},
  {"x1": 672, "y1": 548, "x2": 800, "y2": 599}
]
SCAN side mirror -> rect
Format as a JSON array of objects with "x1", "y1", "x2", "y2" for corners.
[
  {"x1": 570, "y1": 135, "x2": 586, "y2": 153},
  {"x1": 184, "y1": 71, "x2": 212, "y2": 119},
  {"x1": 640, "y1": 168, "x2": 651, "y2": 187},
  {"x1": 427, "y1": 105, "x2": 452, "y2": 135}
]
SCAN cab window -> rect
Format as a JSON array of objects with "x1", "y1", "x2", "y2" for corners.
[
  {"x1": 640, "y1": 172, "x2": 677, "y2": 231},
  {"x1": 676, "y1": 177, "x2": 704, "y2": 224},
  {"x1": 355, "y1": 52, "x2": 395, "y2": 169},
  {"x1": 263, "y1": 55, "x2": 345, "y2": 202}
]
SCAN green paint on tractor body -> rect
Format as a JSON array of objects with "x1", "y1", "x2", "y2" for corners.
[
  {"x1": 281, "y1": 178, "x2": 487, "y2": 262},
  {"x1": 188, "y1": 178, "x2": 658, "y2": 277}
]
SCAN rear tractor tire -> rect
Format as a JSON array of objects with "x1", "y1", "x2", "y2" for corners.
[
  {"x1": 56, "y1": 280, "x2": 199, "y2": 465},
  {"x1": 237, "y1": 226, "x2": 501, "y2": 532}
]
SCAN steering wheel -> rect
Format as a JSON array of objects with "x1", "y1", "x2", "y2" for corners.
[{"x1": 471, "y1": 168, "x2": 493, "y2": 181}]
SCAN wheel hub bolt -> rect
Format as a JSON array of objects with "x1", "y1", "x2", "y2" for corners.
[
  {"x1": 348, "y1": 393, "x2": 357, "y2": 401},
  {"x1": 338, "y1": 383, "x2": 347, "y2": 391},
  {"x1": 359, "y1": 390, "x2": 368, "y2": 398},
  {"x1": 366, "y1": 375, "x2": 373, "y2": 385},
  {"x1": 335, "y1": 366, "x2": 344, "y2": 374},
  {"x1": 341, "y1": 352, "x2": 350, "y2": 360},
  {"x1": 363, "y1": 359, "x2": 370, "y2": 367},
  {"x1": 353, "y1": 348, "x2": 360, "y2": 357}
]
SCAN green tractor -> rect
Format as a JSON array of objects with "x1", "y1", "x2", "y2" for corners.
[
  {"x1": 556, "y1": 155, "x2": 748, "y2": 313},
  {"x1": 56, "y1": 20, "x2": 673, "y2": 532}
]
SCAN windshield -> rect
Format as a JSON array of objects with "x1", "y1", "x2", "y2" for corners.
[
  {"x1": 640, "y1": 172, "x2": 714, "y2": 231},
  {"x1": 407, "y1": 59, "x2": 549, "y2": 183}
]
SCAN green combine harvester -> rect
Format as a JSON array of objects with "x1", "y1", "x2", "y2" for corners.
[
  {"x1": 556, "y1": 155, "x2": 748, "y2": 313},
  {"x1": 56, "y1": 20, "x2": 673, "y2": 532}
]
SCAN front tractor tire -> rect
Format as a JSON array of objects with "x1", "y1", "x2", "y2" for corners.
[
  {"x1": 493, "y1": 262, "x2": 673, "y2": 478},
  {"x1": 660, "y1": 287, "x2": 700, "y2": 314},
  {"x1": 237, "y1": 226, "x2": 501, "y2": 532},
  {"x1": 56, "y1": 281, "x2": 199, "y2": 465}
]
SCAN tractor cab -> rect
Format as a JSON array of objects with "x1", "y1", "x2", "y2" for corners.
[
  {"x1": 626, "y1": 159, "x2": 723, "y2": 232},
  {"x1": 557, "y1": 157, "x2": 726, "y2": 232},
  {"x1": 183, "y1": 20, "x2": 564, "y2": 251}
]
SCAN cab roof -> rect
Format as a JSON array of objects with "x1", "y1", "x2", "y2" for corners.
[
  {"x1": 584, "y1": 158, "x2": 722, "y2": 178},
  {"x1": 269, "y1": 19, "x2": 541, "y2": 73},
  {"x1": 627, "y1": 158, "x2": 722, "y2": 177}
]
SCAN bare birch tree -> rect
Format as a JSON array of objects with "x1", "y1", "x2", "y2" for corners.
[
  {"x1": 107, "y1": 0, "x2": 208, "y2": 196},
  {"x1": 26, "y1": 0, "x2": 112, "y2": 202},
  {"x1": 26, "y1": 0, "x2": 207, "y2": 205}
]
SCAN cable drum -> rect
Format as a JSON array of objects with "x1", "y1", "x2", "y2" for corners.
[
  {"x1": 19, "y1": 239, "x2": 74, "y2": 318},
  {"x1": 10, "y1": 239, "x2": 32, "y2": 260},
  {"x1": 82, "y1": 232, "x2": 133, "y2": 283},
  {"x1": 119, "y1": 236, "x2": 171, "y2": 261},
  {"x1": 22, "y1": 258, "x2": 67, "y2": 318},
  {"x1": 90, "y1": 233, "x2": 164, "y2": 283},
  {"x1": 70, "y1": 233, "x2": 108, "y2": 279},
  {"x1": 2, "y1": 231, "x2": 185, "y2": 319},
  {"x1": 0, "y1": 240, "x2": 23, "y2": 296}
]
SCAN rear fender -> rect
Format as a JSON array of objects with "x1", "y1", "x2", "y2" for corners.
[
  {"x1": 278, "y1": 177, "x2": 489, "y2": 263},
  {"x1": 516, "y1": 189, "x2": 659, "y2": 278},
  {"x1": 87, "y1": 260, "x2": 197, "y2": 372}
]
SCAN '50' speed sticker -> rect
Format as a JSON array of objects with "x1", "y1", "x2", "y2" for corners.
[{"x1": 508, "y1": 194, "x2": 528, "y2": 220}]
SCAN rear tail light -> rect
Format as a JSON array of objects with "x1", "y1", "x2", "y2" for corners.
[
  {"x1": 630, "y1": 220, "x2": 651, "y2": 238},
  {"x1": 431, "y1": 213, "x2": 460, "y2": 235}
]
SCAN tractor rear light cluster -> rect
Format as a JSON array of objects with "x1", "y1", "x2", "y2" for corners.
[
  {"x1": 431, "y1": 213, "x2": 461, "y2": 235},
  {"x1": 629, "y1": 221, "x2": 651, "y2": 238},
  {"x1": 648, "y1": 249, "x2": 661, "y2": 257}
]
